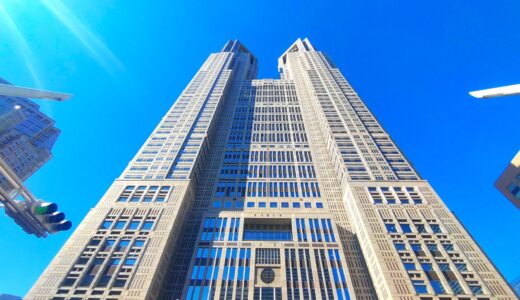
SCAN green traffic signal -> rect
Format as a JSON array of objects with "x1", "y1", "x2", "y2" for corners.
[{"x1": 33, "y1": 202, "x2": 58, "y2": 215}]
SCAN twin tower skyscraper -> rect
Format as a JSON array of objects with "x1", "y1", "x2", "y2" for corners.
[{"x1": 28, "y1": 39, "x2": 516, "y2": 300}]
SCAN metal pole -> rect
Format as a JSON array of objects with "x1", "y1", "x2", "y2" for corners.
[{"x1": 0, "y1": 83, "x2": 71, "y2": 101}]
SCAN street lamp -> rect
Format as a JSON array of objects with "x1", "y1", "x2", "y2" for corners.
[
  {"x1": 0, "y1": 82, "x2": 71, "y2": 101},
  {"x1": 469, "y1": 83, "x2": 520, "y2": 99}
]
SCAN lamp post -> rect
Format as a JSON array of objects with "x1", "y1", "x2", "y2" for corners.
[
  {"x1": 469, "y1": 83, "x2": 520, "y2": 99},
  {"x1": 0, "y1": 83, "x2": 71, "y2": 101}
]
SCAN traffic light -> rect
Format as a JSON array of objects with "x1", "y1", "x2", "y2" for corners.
[{"x1": 32, "y1": 201, "x2": 72, "y2": 233}]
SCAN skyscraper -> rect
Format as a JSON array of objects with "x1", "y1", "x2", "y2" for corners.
[
  {"x1": 495, "y1": 151, "x2": 520, "y2": 209},
  {"x1": 0, "y1": 77, "x2": 60, "y2": 194},
  {"x1": 28, "y1": 39, "x2": 517, "y2": 300}
]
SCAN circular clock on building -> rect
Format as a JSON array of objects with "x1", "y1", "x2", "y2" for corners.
[{"x1": 260, "y1": 268, "x2": 276, "y2": 284}]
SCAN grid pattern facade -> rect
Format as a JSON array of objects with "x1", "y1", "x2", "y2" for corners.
[
  {"x1": 0, "y1": 77, "x2": 60, "y2": 194},
  {"x1": 28, "y1": 39, "x2": 516, "y2": 300}
]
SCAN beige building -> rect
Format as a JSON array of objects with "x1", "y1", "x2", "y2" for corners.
[
  {"x1": 495, "y1": 151, "x2": 520, "y2": 209},
  {"x1": 27, "y1": 39, "x2": 517, "y2": 300}
]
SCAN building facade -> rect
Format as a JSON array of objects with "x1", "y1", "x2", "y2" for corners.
[
  {"x1": 495, "y1": 151, "x2": 520, "y2": 209},
  {"x1": 0, "y1": 78, "x2": 60, "y2": 194},
  {"x1": 28, "y1": 39, "x2": 517, "y2": 300}
]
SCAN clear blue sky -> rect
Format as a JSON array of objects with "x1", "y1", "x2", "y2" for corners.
[{"x1": 0, "y1": 0, "x2": 519, "y2": 297}]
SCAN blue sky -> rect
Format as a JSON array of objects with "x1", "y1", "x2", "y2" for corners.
[{"x1": 0, "y1": 0, "x2": 519, "y2": 296}]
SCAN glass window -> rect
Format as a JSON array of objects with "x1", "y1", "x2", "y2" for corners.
[
  {"x1": 117, "y1": 197, "x2": 128, "y2": 202},
  {"x1": 400, "y1": 223, "x2": 412, "y2": 233},
  {"x1": 156, "y1": 197, "x2": 165, "y2": 202},
  {"x1": 394, "y1": 242, "x2": 406, "y2": 251},
  {"x1": 116, "y1": 239, "x2": 130, "y2": 252},
  {"x1": 247, "y1": 202, "x2": 255, "y2": 208},
  {"x1": 442, "y1": 243, "x2": 454, "y2": 251},
  {"x1": 385, "y1": 223, "x2": 397, "y2": 233},
  {"x1": 212, "y1": 201, "x2": 222, "y2": 208},
  {"x1": 293, "y1": 202, "x2": 301, "y2": 208},
  {"x1": 243, "y1": 223, "x2": 292, "y2": 241},
  {"x1": 124, "y1": 259, "x2": 137, "y2": 266},
  {"x1": 224, "y1": 201, "x2": 232, "y2": 209},
  {"x1": 416, "y1": 224, "x2": 427, "y2": 233},
  {"x1": 128, "y1": 221, "x2": 140, "y2": 230},
  {"x1": 258, "y1": 202, "x2": 266, "y2": 208},
  {"x1": 304, "y1": 202, "x2": 312, "y2": 208},
  {"x1": 114, "y1": 221, "x2": 126, "y2": 230},
  {"x1": 101, "y1": 221, "x2": 113, "y2": 229},
  {"x1": 89, "y1": 239, "x2": 101, "y2": 246},
  {"x1": 143, "y1": 197, "x2": 153, "y2": 202},
  {"x1": 269, "y1": 202, "x2": 277, "y2": 208},
  {"x1": 412, "y1": 280, "x2": 428, "y2": 294},
  {"x1": 235, "y1": 201, "x2": 244, "y2": 208},
  {"x1": 142, "y1": 221, "x2": 154, "y2": 231},
  {"x1": 281, "y1": 202, "x2": 289, "y2": 208},
  {"x1": 508, "y1": 183, "x2": 520, "y2": 198},
  {"x1": 455, "y1": 263, "x2": 468, "y2": 271},
  {"x1": 133, "y1": 240, "x2": 145, "y2": 248},
  {"x1": 316, "y1": 202, "x2": 324, "y2": 208},
  {"x1": 404, "y1": 263, "x2": 416, "y2": 271},
  {"x1": 102, "y1": 239, "x2": 116, "y2": 251},
  {"x1": 430, "y1": 280, "x2": 445, "y2": 294},
  {"x1": 410, "y1": 244, "x2": 421, "y2": 251},
  {"x1": 430, "y1": 224, "x2": 442, "y2": 233},
  {"x1": 469, "y1": 284, "x2": 483, "y2": 294}
]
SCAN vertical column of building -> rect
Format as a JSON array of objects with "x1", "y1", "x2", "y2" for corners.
[
  {"x1": 159, "y1": 41, "x2": 257, "y2": 299},
  {"x1": 279, "y1": 38, "x2": 517, "y2": 300},
  {"x1": 27, "y1": 41, "x2": 253, "y2": 300},
  {"x1": 280, "y1": 39, "x2": 379, "y2": 300}
]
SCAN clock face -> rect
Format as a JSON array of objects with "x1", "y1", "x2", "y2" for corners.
[{"x1": 260, "y1": 268, "x2": 276, "y2": 284}]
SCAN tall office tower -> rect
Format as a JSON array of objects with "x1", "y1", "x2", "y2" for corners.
[
  {"x1": 495, "y1": 151, "x2": 520, "y2": 209},
  {"x1": 0, "y1": 78, "x2": 60, "y2": 194},
  {"x1": 28, "y1": 39, "x2": 516, "y2": 300}
]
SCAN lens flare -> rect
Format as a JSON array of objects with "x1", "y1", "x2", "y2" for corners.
[
  {"x1": 41, "y1": 0, "x2": 123, "y2": 73},
  {"x1": 0, "y1": 3, "x2": 42, "y2": 88}
]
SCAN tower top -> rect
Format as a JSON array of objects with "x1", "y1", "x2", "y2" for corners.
[
  {"x1": 278, "y1": 38, "x2": 316, "y2": 70},
  {"x1": 221, "y1": 40, "x2": 252, "y2": 54}
]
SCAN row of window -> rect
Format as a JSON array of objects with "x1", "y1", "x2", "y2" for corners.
[
  {"x1": 60, "y1": 236, "x2": 147, "y2": 290},
  {"x1": 214, "y1": 181, "x2": 322, "y2": 198},
  {"x1": 295, "y1": 218, "x2": 336, "y2": 242},
  {"x1": 100, "y1": 219, "x2": 155, "y2": 231},
  {"x1": 368, "y1": 186, "x2": 424, "y2": 205},
  {"x1": 385, "y1": 222, "x2": 442, "y2": 234},
  {"x1": 227, "y1": 133, "x2": 308, "y2": 143},
  {"x1": 117, "y1": 185, "x2": 171, "y2": 203},
  {"x1": 223, "y1": 150, "x2": 313, "y2": 163},
  {"x1": 200, "y1": 217, "x2": 240, "y2": 242},
  {"x1": 219, "y1": 165, "x2": 316, "y2": 179},
  {"x1": 245, "y1": 201, "x2": 324, "y2": 209}
]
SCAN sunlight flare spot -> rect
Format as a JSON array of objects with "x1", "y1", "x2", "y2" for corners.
[
  {"x1": 0, "y1": 3, "x2": 42, "y2": 88},
  {"x1": 41, "y1": 0, "x2": 123, "y2": 73}
]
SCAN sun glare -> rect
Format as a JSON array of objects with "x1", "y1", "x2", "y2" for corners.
[
  {"x1": 0, "y1": 2, "x2": 43, "y2": 88},
  {"x1": 41, "y1": 0, "x2": 123, "y2": 73}
]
